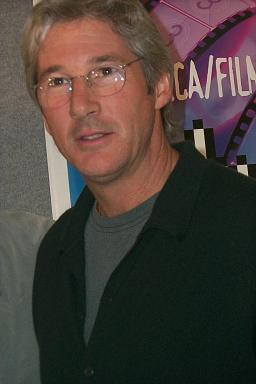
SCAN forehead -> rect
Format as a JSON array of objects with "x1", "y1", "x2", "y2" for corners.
[{"x1": 37, "y1": 18, "x2": 133, "y2": 73}]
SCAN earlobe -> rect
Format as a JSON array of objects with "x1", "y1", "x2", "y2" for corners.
[{"x1": 154, "y1": 72, "x2": 172, "y2": 110}]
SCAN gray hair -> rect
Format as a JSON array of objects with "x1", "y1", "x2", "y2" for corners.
[{"x1": 21, "y1": 0, "x2": 175, "y2": 138}]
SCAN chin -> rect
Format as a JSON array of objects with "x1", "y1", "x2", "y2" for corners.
[{"x1": 82, "y1": 165, "x2": 126, "y2": 186}]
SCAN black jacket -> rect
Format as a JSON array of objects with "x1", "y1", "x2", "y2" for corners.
[{"x1": 33, "y1": 142, "x2": 256, "y2": 383}]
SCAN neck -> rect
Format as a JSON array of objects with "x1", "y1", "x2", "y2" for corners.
[{"x1": 87, "y1": 139, "x2": 179, "y2": 218}]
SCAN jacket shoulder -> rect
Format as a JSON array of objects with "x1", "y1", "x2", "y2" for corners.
[
  {"x1": 203, "y1": 159, "x2": 256, "y2": 198},
  {"x1": 37, "y1": 207, "x2": 74, "y2": 259}
]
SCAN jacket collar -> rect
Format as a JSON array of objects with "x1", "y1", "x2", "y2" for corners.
[
  {"x1": 58, "y1": 185, "x2": 94, "y2": 253},
  {"x1": 59, "y1": 141, "x2": 207, "y2": 251},
  {"x1": 144, "y1": 141, "x2": 207, "y2": 238}
]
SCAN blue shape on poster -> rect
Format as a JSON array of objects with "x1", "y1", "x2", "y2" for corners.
[{"x1": 67, "y1": 163, "x2": 85, "y2": 206}]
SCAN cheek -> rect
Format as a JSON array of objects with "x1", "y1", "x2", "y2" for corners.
[
  {"x1": 43, "y1": 108, "x2": 70, "y2": 138},
  {"x1": 109, "y1": 92, "x2": 153, "y2": 134}
]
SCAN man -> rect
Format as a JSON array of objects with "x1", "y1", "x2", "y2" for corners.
[
  {"x1": 0, "y1": 211, "x2": 52, "y2": 384},
  {"x1": 21, "y1": 1, "x2": 256, "y2": 383}
]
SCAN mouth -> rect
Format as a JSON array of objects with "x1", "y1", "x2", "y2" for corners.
[
  {"x1": 76, "y1": 131, "x2": 113, "y2": 145},
  {"x1": 80, "y1": 133, "x2": 105, "y2": 141}
]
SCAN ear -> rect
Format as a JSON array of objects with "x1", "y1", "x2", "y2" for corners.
[{"x1": 154, "y1": 72, "x2": 172, "y2": 110}]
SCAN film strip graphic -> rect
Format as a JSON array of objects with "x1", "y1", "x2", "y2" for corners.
[
  {"x1": 183, "y1": 7, "x2": 256, "y2": 168},
  {"x1": 185, "y1": 119, "x2": 256, "y2": 178},
  {"x1": 223, "y1": 91, "x2": 256, "y2": 165},
  {"x1": 184, "y1": 8, "x2": 255, "y2": 62},
  {"x1": 142, "y1": 1, "x2": 256, "y2": 177}
]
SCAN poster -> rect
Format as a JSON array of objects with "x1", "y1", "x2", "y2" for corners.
[{"x1": 148, "y1": 0, "x2": 256, "y2": 175}]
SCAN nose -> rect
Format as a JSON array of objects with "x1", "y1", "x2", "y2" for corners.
[{"x1": 69, "y1": 77, "x2": 100, "y2": 119}]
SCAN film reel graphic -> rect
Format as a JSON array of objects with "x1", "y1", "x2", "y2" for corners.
[
  {"x1": 144, "y1": 1, "x2": 256, "y2": 176},
  {"x1": 223, "y1": 90, "x2": 256, "y2": 165},
  {"x1": 182, "y1": 7, "x2": 256, "y2": 168}
]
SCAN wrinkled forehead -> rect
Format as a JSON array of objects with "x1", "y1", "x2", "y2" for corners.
[
  {"x1": 39, "y1": 17, "x2": 130, "y2": 55},
  {"x1": 37, "y1": 17, "x2": 133, "y2": 73}
]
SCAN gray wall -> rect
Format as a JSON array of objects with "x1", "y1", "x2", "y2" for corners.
[{"x1": 0, "y1": 0, "x2": 51, "y2": 217}]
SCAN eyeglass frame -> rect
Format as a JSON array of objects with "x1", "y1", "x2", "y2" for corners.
[{"x1": 34, "y1": 56, "x2": 144, "y2": 109}]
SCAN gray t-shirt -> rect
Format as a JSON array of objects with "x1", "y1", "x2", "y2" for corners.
[{"x1": 84, "y1": 193, "x2": 158, "y2": 343}]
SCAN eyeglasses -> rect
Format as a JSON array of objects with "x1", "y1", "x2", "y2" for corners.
[{"x1": 35, "y1": 57, "x2": 143, "y2": 109}]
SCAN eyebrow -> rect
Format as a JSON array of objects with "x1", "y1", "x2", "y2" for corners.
[
  {"x1": 37, "y1": 65, "x2": 64, "y2": 83},
  {"x1": 37, "y1": 54, "x2": 126, "y2": 82},
  {"x1": 88, "y1": 54, "x2": 124, "y2": 64}
]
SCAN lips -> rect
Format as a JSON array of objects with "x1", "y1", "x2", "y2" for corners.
[
  {"x1": 80, "y1": 133, "x2": 105, "y2": 141},
  {"x1": 76, "y1": 131, "x2": 113, "y2": 144}
]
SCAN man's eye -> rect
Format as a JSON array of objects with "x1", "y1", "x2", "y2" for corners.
[
  {"x1": 48, "y1": 77, "x2": 69, "y2": 87},
  {"x1": 96, "y1": 66, "x2": 118, "y2": 77}
]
